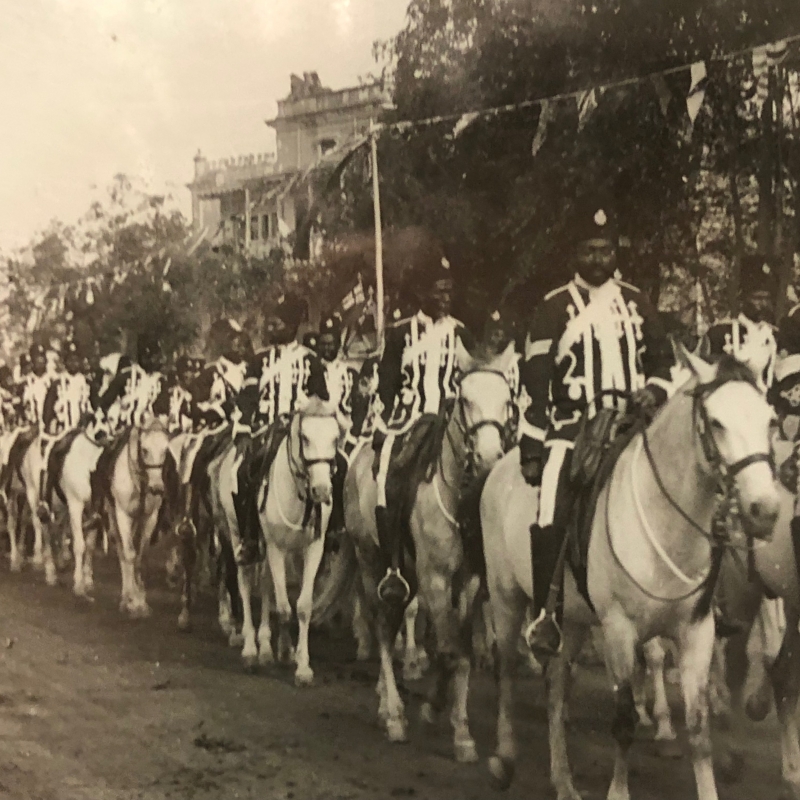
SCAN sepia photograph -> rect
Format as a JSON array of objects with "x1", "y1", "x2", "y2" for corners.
[{"x1": 2, "y1": 1, "x2": 800, "y2": 798}]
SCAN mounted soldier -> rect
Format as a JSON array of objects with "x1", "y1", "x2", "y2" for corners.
[
  {"x1": 518, "y1": 193, "x2": 674, "y2": 662},
  {"x1": 172, "y1": 319, "x2": 250, "y2": 538},
  {"x1": 166, "y1": 355, "x2": 196, "y2": 436},
  {"x1": 371, "y1": 253, "x2": 474, "y2": 608},
  {"x1": 37, "y1": 340, "x2": 92, "y2": 522},
  {"x1": 232, "y1": 292, "x2": 328, "y2": 566},
  {"x1": 86, "y1": 331, "x2": 170, "y2": 530}
]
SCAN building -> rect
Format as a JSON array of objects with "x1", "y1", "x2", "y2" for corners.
[{"x1": 187, "y1": 72, "x2": 390, "y2": 257}]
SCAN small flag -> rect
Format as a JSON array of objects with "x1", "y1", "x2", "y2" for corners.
[
  {"x1": 577, "y1": 89, "x2": 598, "y2": 130},
  {"x1": 451, "y1": 111, "x2": 479, "y2": 139},
  {"x1": 686, "y1": 62, "x2": 707, "y2": 125},
  {"x1": 753, "y1": 40, "x2": 788, "y2": 110},
  {"x1": 531, "y1": 100, "x2": 554, "y2": 156}
]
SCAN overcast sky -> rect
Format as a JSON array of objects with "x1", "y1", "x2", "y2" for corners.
[{"x1": 0, "y1": 0, "x2": 408, "y2": 251}]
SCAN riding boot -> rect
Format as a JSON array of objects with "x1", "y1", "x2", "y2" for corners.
[
  {"x1": 36, "y1": 465, "x2": 52, "y2": 524},
  {"x1": 329, "y1": 452, "x2": 346, "y2": 535},
  {"x1": 375, "y1": 505, "x2": 410, "y2": 608},
  {"x1": 85, "y1": 461, "x2": 106, "y2": 532},
  {"x1": 524, "y1": 524, "x2": 564, "y2": 663},
  {"x1": 233, "y1": 454, "x2": 260, "y2": 566}
]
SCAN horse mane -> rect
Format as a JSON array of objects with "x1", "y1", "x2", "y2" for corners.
[
  {"x1": 300, "y1": 397, "x2": 337, "y2": 418},
  {"x1": 692, "y1": 354, "x2": 761, "y2": 397}
]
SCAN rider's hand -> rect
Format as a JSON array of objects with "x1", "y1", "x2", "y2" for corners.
[
  {"x1": 630, "y1": 385, "x2": 661, "y2": 421},
  {"x1": 520, "y1": 457, "x2": 542, "y2": 486},
  {"x1": 372, "y1": 430, "x2": 386, "y2": 452},
  {"x1": 519, "y1": 434, "x2": 543, "y2": 487}
]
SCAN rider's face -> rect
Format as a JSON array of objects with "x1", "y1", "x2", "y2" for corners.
[
  {"x1": 743, "y1": 290, "x2": 774, "y2": 324},
  {"x1": 32, "y1": 356, "x2": 47, "y2": 376},
  {"x1": 317, "y1": 333, "x2": 338, "y2": 362},
  {"x1": 421, "y1": 279, "x2": 453, "y2": 319},
  {"x1": 65, "y1": 356, "x2": 81, "y2": 375},
  {"x1": 575, "y1": 238, "x2": 616, "y2": 287}
]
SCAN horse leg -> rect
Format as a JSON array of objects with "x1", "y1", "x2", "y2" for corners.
[
  {"x1": 486, "y1": 582, "x2": 526, "y2": 790},
  {"x1": 114, "y1": 506, "x2": 136, "y2": 615},
  {"x1": 401, "y1": 595, "x2": 425, "y2": 681},
  {"x1": 67, "y1": 497, "x2": 87, "y2": 597},
  {"x1": 177, "y1": 515, "x2": 197, "y2": 632},
  {"x1": 129, "y1": 508, "x2": 158, "y2": 618},
  {"x1": 84, "y1": 519, "x2": 98, "y2": 593},
  {"x1": 644, "y1": 638, "x2": 677, "y2": 742},
  {"x1": 744, "y1": 598, "x2": 781, "y2": 721},
  {"x1": 769, "y1": 604, "x2": 800, "y2": 799},
  {"x1": 447, "y1": 574, "x2": 481, "y2": 764},
  {"x1": 237, "y1": 564, "x2": 258, "y2": 670},
  {"x1": 220, "y1": 540, "x2": 243, "y2": 646},
  {"x1": 547, "y1": 620, "x2": 589, "y2": 800},
  {"x1": 677, "y1": 614, "x2": 719, "y2": 800},
  {"x1": 602, "y1": 608, "x2": 639, "y2": 800},
  {"x1": 352, "y1": 585, "x2": 374, "y2": 661},
  {"x1": 8, "y1": 491, "x2": 22, "y2": 572},
  {"x1": 266, "y1": 542, "x2": 294, "y2": 666},
  {"x1": 293, "y1": 535, "x2": 326, "y2": 687}
]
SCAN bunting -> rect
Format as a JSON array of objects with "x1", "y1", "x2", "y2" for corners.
[
  {"x1": 686, "y1": 62, "x2": 707, "y2": 125},
  {"x1": 577, "y1": 88, "x2": 599, "y2": 130},
  {"x1": 451, "y1": 111, "x2": 479, "y2": 139},
  {"x1": 531, "y1": 100, "x2": 554, "y2": 155},
  {"x1": 753, "y1": 39, "x2": 788, "y2": 110}
]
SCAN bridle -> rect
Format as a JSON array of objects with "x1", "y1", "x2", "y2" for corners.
[
  {"x1": 130, "y1": 422, "x2": 168, "y2": 496},
  {"x1": 439, "y1": 367, "x2": 517, "y2": 489},
  {"x1": 285, "y1": 412, "x2": 339, "y2": 503}
]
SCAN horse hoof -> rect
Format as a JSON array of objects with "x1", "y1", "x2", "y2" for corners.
[
  {"x1": 31, "y1": 555, "x2": 44, "y2": 570},
  {"x1": 655, "y1": 737, "x2": 682, "y2": 760},
  {"x1": 386, "y1": 717, "x2": 408, "y2": 743},
  {"x1": 258, "y1": 649, "x2": 275, "y2": 667},
  {"x1": 45, "y1": 567, "x2": 58, "y2": 587},
  {"x1": 455, "y1": 739, "x2": 479, "y2": 764},
  {"x1": 228, "y1": 631, "x2": 244, "y2": 648},
  {"x1": 654, "y1": 723, "x2": 677, "y2": 743},
  {"x1": 242, "y1": 655, "x2": 258, "y2": 673},
  {"x1": 294, "y1": 668, "x2": 314, "y2": 687},
  {"x1": 715, "y1": 748, "x2": 745, "y2": 785},
  {"x1": 9, "y1": 556, "x2": 22, "y2": 573},
  {"x1": 419, "y1": 702, "x2": 436, "y2": 725},
  {"x1": 177, "y1": 612, "x2": 192, "y2": 633},
  {"x1": 487, "y1": 755, "x2": 515, "y2": 790},
  {"x1": 130, "y1": 604, "x2": 152, "y2": 620},
  {"x1": 356, "y1": 647, "x2": 371, "y2": 662}
]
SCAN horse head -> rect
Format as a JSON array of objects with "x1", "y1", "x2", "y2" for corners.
[
  {"x1": 676, "y1": 344, "x2": 780, "y2": 539},
  {"x1": 294, "y1": 397, "x2": 342, "y2": 506},
  {"x1": 136, "y1": 417, "x2": 170, "y2": 496},
  {"x1": 455, "y1": 341, "x2": 517, "y2": 475}
]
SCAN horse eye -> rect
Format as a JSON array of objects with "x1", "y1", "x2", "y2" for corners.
[{"x1": 709, "y1": 418, "x2": 724, "y2": 432}]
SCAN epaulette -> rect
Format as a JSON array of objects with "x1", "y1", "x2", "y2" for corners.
[
  {"x1": 543, "y1": 284, "x2": 572, "y2": 302},
  {"x1": 387, "y1": 315, "x2": 413, "y2": 329}
]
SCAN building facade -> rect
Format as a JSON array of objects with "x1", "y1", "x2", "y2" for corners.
[{"x1": 187, "y1": 72, "x2": 389, "y2": 257}]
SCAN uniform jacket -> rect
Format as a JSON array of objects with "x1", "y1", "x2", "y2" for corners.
[
  {"x1": 167, "y1": 383, "x2": 194, "y2": 434},
  {"x1": 192, "y1": 356, "x2": 247, "y2": 429},
  {"x1": 236, "y1": 342, "x2": 328, "y2": 428},
  {"x1": 22, "y1": 373, "x2": 53, "y2": 427},
  {"x1": 0, "y1": 387, "x2": 22, "y2": 431},
  {"x1": 324, "y1": 357, "x2": 358, "y2": 420},
  {"x1": 520, "y1": 275, "x2": 673, "y2": 448},
  {"x1": 376, "y1": 312, "x2": 472, "y2": 435},
  {"x1": 42, "y1": 372, "x2": 91, "y2": 435},
  {"x1": 775, "y1": 304, "x2": 800, "y2": 413}
]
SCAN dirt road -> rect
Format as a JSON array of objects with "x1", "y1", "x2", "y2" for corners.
[{"x1": 0, "y1": 543, "x2": 785, "y2": 800}]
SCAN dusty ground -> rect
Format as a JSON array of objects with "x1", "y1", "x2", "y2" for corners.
[{"x1": 0, "y1": 540, "x2": 786, "y2": 800}]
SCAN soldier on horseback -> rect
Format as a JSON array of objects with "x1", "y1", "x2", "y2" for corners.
[
  {"x1": 518, "y1": 195, "x2": 674, "y2": 661},
  {"x1": 37, "y1": 340, "x2": 92, "y2": 522},
  {"x1": 166, "y1": 355, "x2": 196, "y2": 436},
  {"x1": 372, "y1": 254, "x2": 473, "y2": 608},
  {"x1": 232, "y1": 293, "x2": 328, "y2": 566}
]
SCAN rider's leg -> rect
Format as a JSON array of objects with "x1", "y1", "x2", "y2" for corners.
[
  {"x1": 374, "y1": 434, "x2": 409, "y2": 607},
  {"x1": 525, "y1": 441, "x2": 573, "y2": 662},
  {"x1": 37, "y1": 437, "x2": 55, "y2": 522},
  {"x1": 233, "y1": 434, "x2": 259, "y2": 566}
]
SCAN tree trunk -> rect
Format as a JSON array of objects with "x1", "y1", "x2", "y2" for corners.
[{"x1": 756, "y1": 69, "x2": 776, "y2": 257}]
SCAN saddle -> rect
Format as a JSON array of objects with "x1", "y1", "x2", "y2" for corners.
[
  {"x1": 45, "y1": 429, "x2": 83, "y2": 502},
  {"x1": 568, "y1": 409, "x2": 644, "y2": 607},
  {"x1": 380, "y1": 407, "x2": 453, "y2": 562}
]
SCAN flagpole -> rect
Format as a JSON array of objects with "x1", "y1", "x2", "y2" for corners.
[{"x1": 370, "y1": 120, "x2": 385, "y2": 352}]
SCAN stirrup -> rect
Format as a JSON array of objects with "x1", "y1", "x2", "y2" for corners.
[
  {"x1": 377, "y1": 568, "x2": 410, "y2": 605},
  {"x1": 524, "y1": 608, "x2": 563, "y2": 658}
]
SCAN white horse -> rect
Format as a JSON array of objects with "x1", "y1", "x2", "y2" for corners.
[
  {"x1": 481, "y1": 348, "x2": 780, "y2": 800},
  {"x1": 53, "y1": 431, "x2": 104, "y2": 596},
  {"x1": 344, "y1": 344, "x2": 516, "y2": 760},
  {"x1": 19, "y1": 433, "x2": 59, "y2": 585},
  {"x1": 106, "y1": 420, "x2": 170, "y2": 617}
]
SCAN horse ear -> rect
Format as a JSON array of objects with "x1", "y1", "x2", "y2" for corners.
[
  {"x1": 493, "y1": 341, "x2": 517, "y2": 374},
  {"x1": 456, "y1": 340, "x2": 475, "y2": 374},
  {"x1": 674, "y1": 340, "x2": 716, "y2": 384}
]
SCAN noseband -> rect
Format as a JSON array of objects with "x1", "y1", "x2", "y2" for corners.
[{"x1": 286, "y1": 413, "x2": 338, "y2": 501}]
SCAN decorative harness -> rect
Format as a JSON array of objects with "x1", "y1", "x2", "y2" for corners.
[
  {"x1": 605, "y1": 373, "x2": 775, "y2": 609},
  {"x1": 433, "y1": 367, "x2": 517, "y2": 527}
]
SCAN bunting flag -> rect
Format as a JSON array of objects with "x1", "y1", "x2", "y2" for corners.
[
  {"x1": 340, "y1": 275, "x2": 366, "y2": 311},
  {"x1": 531, "y1": 100, "x2": 554, "y2": 156},
  {"x1": 577, "y1": 88, "x2": 598, "y2": 130},
  {"x1": 451, "y1": 111, "x2": 479, "y2": 139},
  {"x1": 686, "y1": 61, "x2": 707, "y2": 124},
  {"x1": 753, "y1": 40, "x2": 788, "y2": 109},
  {"x1": 651, "y1": 74, "x2": 672, "y2": 116}
]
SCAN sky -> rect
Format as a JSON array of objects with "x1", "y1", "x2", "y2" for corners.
[{"x1": 0, "y1": 0, "x2": 409, "y2": 251}]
